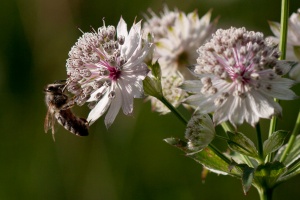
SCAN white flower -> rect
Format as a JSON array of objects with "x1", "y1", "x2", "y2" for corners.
[
  {"x1": 182, "y1": 27, "x2": 297, "y2": 127},
  {"x1": 269, "y1": 9, "x2": 300, "y2": 80},
  {"x1": 66, "y1": 17, "x2": 152, "y2": 128},
  {"x1": 143, "y1": 6, "x2": 217, "y2": 114},
  {"x1": 144, "y1": 7, "x2": 217, "y2": 78}
]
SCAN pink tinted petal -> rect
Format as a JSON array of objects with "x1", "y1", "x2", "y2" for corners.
[{"x1": 104, "y1": 87, "x2": 122, "y2": 128}]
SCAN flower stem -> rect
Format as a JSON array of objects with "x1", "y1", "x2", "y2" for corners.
[
  {"x1": 256, "y1": 123, "x2": 264, "y2": 161},
  {"x1": 278, "y1": 0, "x2": 289, "y2": 61},
  {"x1": 280, "y1": 110, "x2": 300, "y2": 162},
  {"x1": 159, "y1": 96, "x2": 188, "y2": 125},
  {"x1": 267, "y1": 0, "x2": 289, "y2": 162},
  {"x1": 258, "y1": 187, "x2": 273, "y2": 200}
]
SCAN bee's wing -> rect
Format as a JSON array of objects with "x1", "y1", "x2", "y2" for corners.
[{"x1": 44, "y1": 107, "x2": 55, "y2": 133}]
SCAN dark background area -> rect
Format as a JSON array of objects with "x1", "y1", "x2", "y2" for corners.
[{"x1": 1, "y1": 0, "x2": 300, "y2": 199}]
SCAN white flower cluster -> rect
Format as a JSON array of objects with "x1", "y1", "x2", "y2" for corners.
[
  {"x1": 182, "y1": 27, "x2": 296, "y2": 127},
  {"x1": 66, "y1": 18, "x2": 152, "y2": 127},
  {"x1": 144, "y1": 6, "x2": 217, "y2": 113},
  {"x1": 62, "y1": 6, "x2": 298, "y2": 130}
]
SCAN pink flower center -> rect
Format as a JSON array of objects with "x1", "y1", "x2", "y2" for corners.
[
  {"x1": 229, "y1": 65, "x2": 251, "y2": 84},
  {"x1": 108, "y1": 66, "x2": 121, "y2": 81}
]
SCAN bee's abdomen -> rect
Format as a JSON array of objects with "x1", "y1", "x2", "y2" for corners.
[{"x1": 56, "y1": 110, "x2": 89, "y2": 136}]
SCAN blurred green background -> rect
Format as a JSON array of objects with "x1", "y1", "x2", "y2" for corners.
[{"x1": 1, "y1": 0, "x2": 300, "y2": 199}]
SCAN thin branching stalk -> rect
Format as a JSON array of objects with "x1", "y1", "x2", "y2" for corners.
[{"x1": 267, "y1": 0, "x2": 289, "y2": 163}]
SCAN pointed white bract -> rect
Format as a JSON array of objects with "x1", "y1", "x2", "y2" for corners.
[
  {"x1": 66, "y1": 17, "x2": 152, "y2": 128},
  {"x1": 182, "y1": 27, "x2": 297, "y2": 127},
  {"x1": 143, "y1": 6, "x2": 217, "y2": 114},
  {"x1": 269, "y1": 9, "x2": 300, "y2": 80}
]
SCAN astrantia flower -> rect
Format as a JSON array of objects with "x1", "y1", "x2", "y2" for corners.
[
  {"x1": 143, "y1": 5, "x2": 178, "y2": 42},
  {"x1": 143, "y1": 6, "x2": 217, "y2": 114},
  {"x1": 269, "y1": 9, "x2": 300, "y2": 80},
  {"x1": 182, "y1": 27, "x2": 297, "y2": 127},
  {"x1": 66, "y1": 17, "x2": 152, "y2": 127},
  {"x1": 144, "y1": 7, "x2": 217, "y2": 78}
]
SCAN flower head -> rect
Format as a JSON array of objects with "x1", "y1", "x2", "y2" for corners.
[
  {"x1": 143, "y1": 6, "x2": 217, "y2": 114},
  {"x1": 269, "y1": 9, "x2": 300, "y2": 80},
  {"x1": 182, "y1": 27, "x2": 297, "y2": 127},
  {"x1": 144, "y1": 6, "x2": 217, "y2": 78},
  {"x1": 66, "y1": 17, "x2": 152, "y2": 127}
]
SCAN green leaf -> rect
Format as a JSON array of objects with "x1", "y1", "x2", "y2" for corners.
[
  {"x1": 274, "y1": 135, "x2": 300, "y2": 183},
  {"x1": 277, "y1": 159, "x2": 300, "y2": 183},
  {"x1": 143, "y1": 62, "x2": 163, "y2": 98},
  {"x1": 241, "y1": 165, "x2": 255, "y2": 195},
  {"x1": 226, "y1": 131, "x2": 259, "y2": 159},
  {"x1": 294, "y1": 46, "x2": 300, "y2": 60},
  {"x1": 254, "y1": 161, "x2": 286, "y2": 187},
  {"x1": 149, "y1": 61, "x2": 161, "y2": 79},
  {"x1": 275, "y1": 135, "x2": 300, "y2": 167},
  {"x1": 263, "y1": 130, "x2": 288, "y2": 158},
  {"x1": 164, "y1": 138, "x2": 241, "y2": 177}
]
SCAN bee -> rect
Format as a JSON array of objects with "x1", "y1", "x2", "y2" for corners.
[{"x1": 44, "y1": 81, "x2": 89, "y2": 140}]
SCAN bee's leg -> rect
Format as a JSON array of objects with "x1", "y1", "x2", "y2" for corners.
[
  {"x1": 51, "y1": 114, "x2": 56, "y2": 141},
  {"x1": 61, "y1": 98, "x2": 75, "y2": 110}
]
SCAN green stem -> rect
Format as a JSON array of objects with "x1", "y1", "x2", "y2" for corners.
[
  {"x1": 280, "y1": 110, "x2": 300, "y2": 162},
  {"x1": 256, "y1": 123, "x2": 264, "y2": 161},
  {"x1": 159, "y1": 96, "x2": 188, "y2": 125},
  {"x1": 267, "y1": 0, "x2": 289, "y2": 162},
  {"x1": 278, "y1": 0, "x2": 289, "y2": 61},
  {"x1": 215, "y1": 134, "x2": 254, "y2": 167},
  {"x1": 258, "y1": 187, "x2": 273, "y2": 200}
]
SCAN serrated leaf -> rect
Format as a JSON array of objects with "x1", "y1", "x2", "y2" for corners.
[
  {"x1": 275, "y1": 135, "x2": 300, "y2": 167},
  {"x1": 164, "y1": 138, "x2": 241, "y2": 177},
  {"x1": 254, "y1": 161, "x2": 286, "y2": 187},
  {"x1": 241, "y1": 166, "x2": 255, "y2": 195},
  {"x1": 143, "y1": 76, "x2": 162, "y2": 98},
  {"x1": 226, "y1": 131, "x2": 259, "y2": 159},
  {"x1": 263, "y1": 130, "x2": 288, "y2": 158},
  {"x1": 143, "y1": 62, "x2": 163, "y2": 98},
  {"x1": 188, "y1": 148, "x2": 241, "y2": 176},
  {"x1": 278, "y1": 159, "x2": 300, "y2": 183},
  {"x1": 149, "y1": 61, "x2": 161, "y2": 79}
]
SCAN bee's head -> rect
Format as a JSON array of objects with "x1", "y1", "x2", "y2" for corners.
[{"x1": 44, "y1": 83, "x2": 65, "y2": 93}]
